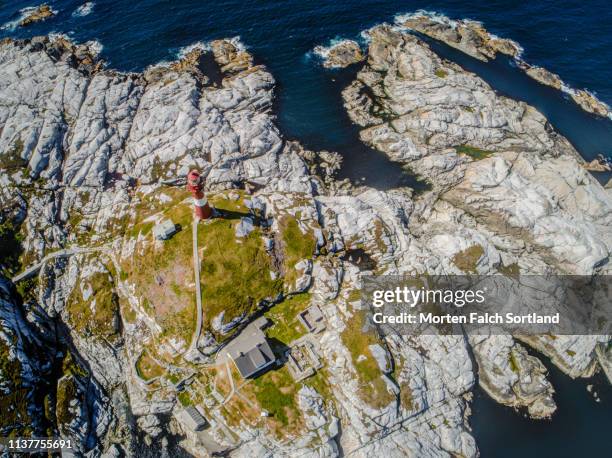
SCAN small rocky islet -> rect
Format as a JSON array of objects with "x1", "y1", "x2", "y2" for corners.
[
  {"x1": 18, "y1": 4, "x2": 55, "y2": 28},
  {"x1": 0, "y1": 12, "x2": 611, "y2": 458}
]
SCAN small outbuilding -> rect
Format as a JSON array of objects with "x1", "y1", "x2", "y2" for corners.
[
  {"x1": 153, "y1": 219, "x2": 177, "y2": 240},
  {"x1": 175, "y1": 406, "x2": 208, "y2": 432},
  {"x1": 298, "y1": 305, "x2": 326, "y2": 333}
]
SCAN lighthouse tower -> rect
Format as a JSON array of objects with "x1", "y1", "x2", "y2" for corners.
[{"x1": 186, "y1": 170, "x2": 212, "y2": 220}]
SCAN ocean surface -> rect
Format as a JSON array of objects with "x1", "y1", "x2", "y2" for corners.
[{"x1": 1, "y1": 0, "x2": 611, "y2": 455}]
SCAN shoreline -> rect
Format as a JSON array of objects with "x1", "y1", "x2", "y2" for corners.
[
  {"x1": 0, "y1": 4, "x2": 610, "y2": 456},
  {"x1": 392, "y1": 10, "x2": 611, "y2": 119}
]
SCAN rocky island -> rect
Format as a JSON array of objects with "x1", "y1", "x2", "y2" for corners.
[
  {"x1": 395, "y1": 11, "x2": 611, "y2": 118},
  {"x1": 18, "y1": 4, "x2": 55, "y2": 27},
  {"x1": 0, "y1": 17, "x2": 610, "y2": 458}
]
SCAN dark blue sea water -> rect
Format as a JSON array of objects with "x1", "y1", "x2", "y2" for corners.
[
  {"x1": 1, "y1": 0, "x2": 611, "y2": 455},
  {"x1": 2, "y1": 0, "x2": 612, "y2": 187}
]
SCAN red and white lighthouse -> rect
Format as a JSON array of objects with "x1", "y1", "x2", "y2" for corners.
[{"x1": 186, "y1": 170, "x2": 212, "y2": 220}]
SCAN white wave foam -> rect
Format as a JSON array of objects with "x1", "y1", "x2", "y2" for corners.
[
  {"x1": 175, "y1": 35, "x2": 247, "y2": 60},
  {"x1": 366, "y1": 10, "x2": 610, "y2": 119},
  {"x1": 84, "y1": 39, "x2": 103, "y2": 55},
  {"x1": 394, "y1": 10, "x2": 459, "y2": 29},
  {"x1": 559, "y1": 84, "x2": 611, "y2": 116},
  {"x1": 73, "y1": 2, "x2": 94, "y2": 17},
  {"x1": 357, "y1": 22, "x2": 398, "y2": 43},
  {"x1": 359, "y1": 29, "x2": 373, "y2": 44},
  {"x1": 397, "y1": 11, "x2": 609, "y2": 116},
  {"x1": 145, "y1": 60, "x2": 172, "y2": 72},
  {"x1": 489, "y1": 32, "x2": 525, "y2": 59},
  {"x1": 47, "y1": 33, "x2": 103, "y2": 57},
  {"x1": 396, "y1": 10, "x2": 526, "y2": 60},
  {"x1": 176, "y1": 41, "x2": 211, "y2": 59},
  {"x1": 1, "y1": 6, "x2": 38, "y2": 31},
  {"x1": 227, "y1": 35, "x2": 247, "y2": 51},
  {"x1": 312, "y1": 37, "x2": 356, "y2": 60},
  {"x1": 48, "y1": 31, "x2": 73, "y2": 42}
]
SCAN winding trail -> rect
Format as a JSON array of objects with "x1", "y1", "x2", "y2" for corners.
[
  {"x1": 189, "y1": 217, "x2": 204, "y2": 353},
  {"x1": 11, "y1": 245, "x2": 107, "y2": 283}
]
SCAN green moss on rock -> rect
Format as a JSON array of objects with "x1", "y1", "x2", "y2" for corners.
[
  {"x1": 55, "y1": 376, "x2": 78, "y2": 426},
  {"x1": 0, "y1": 139, "x2": 26, "y2": 171},
  {"x1": 340, "y1": 308, "x2": 395, "y2": 409},
  {"x1": 265, "y1": 293, "x2": 310, "y2": 344},
  {"x1": 0, "y1": 218, "x2": 24, "y2": 277},
  {"x1": 452, "y1": 245, "x2": 484, "y2": 274},
  {"x1": 454, "y1": 144, "x2": 494, "y2": 160},
  {"x1": 65, "y1": 270, "x2": 119, "y2": 339},
  {"x1": 136, "y1": 350, "x2": 164, "y2": 381},
  {"x1": 279, "y1": 215, "x2": 316, "y2": 289},
  {"x1": 0, "y1": 340, "x2": 31, "y2": 435}
]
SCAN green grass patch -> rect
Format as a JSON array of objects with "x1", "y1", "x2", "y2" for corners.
[
  {"x1": 454, "y1": 145, "x2": 494, "y2": 160},
  {"x1": 0, "y1": 340, "x2": 31, "y2": 435},
  {"x1": 0, "y1": 139, "x2": 26, "y2": 171},
  {"x1": 452, "y1": 245, "x2": 484, "y2": 274},
  {"x1": 65, "y1": 271, "x2": 119, "y2": 339},
  {"x1": 123, "y1": 192, "x2": 278, "y2": 343},
  {"x1": 62, "y1": 351, "x2": 89, "y2": 378},
  {"x1": 55, "y1": 376, "x2": 78, "y2": 426},
  {"x1": 265, "y1": 293, "x2": 311, "y2": 344},
  {"x1": 127, "y1": 186, "x2": 189, "y2": 238},
  {"x1": 303, "y1": 368, "x2": 334, "y2": 405},
  {"x1": 136, "y1": 350, "x2": 165, "y2": 381},
  {"x1": 252, "y1": 366, "x2": 301, "y2": 431},
  {"x1": 15, "y1": 277, "x2": 38, "y2": 303},
  {"x1": 123, "y1": 202, "x2": 196, "y2": 344},
  {"x1": 498, "y1": 262, "x2": 520, "y2": 278},
  {"x1": 0, "y1": 218, "x2": 24, "y2": 277},
  {"x1": 279, "y1": 215, "x2": 316, "y2": 289},
  {"x1": 372, "y1": 220, "x2": 388, "y2": 254},
  {"x1": 199, "y1": 216, "x2": 282, "y2": 332},
  {"x1": 435, "y1": 69, "x2": 448, "y2": 78},
  {"x1": 340, "y1": 309, "x2": 395, "y2": 408},
  {"x1": 209, "y1": 191, "x2": 248, "y2": 214},
  {"x1": 177, "y1": 390, "x2": 194, "y2": 407},
  {"x1": 508, "y1": 351, "x2": 520, "y2": 374}
]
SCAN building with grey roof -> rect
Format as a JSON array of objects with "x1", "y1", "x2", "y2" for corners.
[
  {"x1": 175, "y1": 406, "x2": 208, "y2": 432},
  {"x1": 153, "y1": 219, "x2": 177, "y2": 240},
  {"x1": 226, "y1": 319, "x2": 276, "y2": 378}
]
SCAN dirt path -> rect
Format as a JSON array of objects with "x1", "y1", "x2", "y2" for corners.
[{"x1": 189, "y1": 217, "x2": 203, "y2": 353}]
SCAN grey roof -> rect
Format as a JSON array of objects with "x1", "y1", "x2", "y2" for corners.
[
  {"x1": 232, "y1": 342, "x2": 275, "y2": 378},
  {"x1": 227, "y1": 324, "x2": 275, "y2": 378},
  {"x1": 177, "y1": 406, "x2": 207, "y2": 431},
  {"x1": 153, "y1": 219, "x2": 177, "y2": 240}
]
